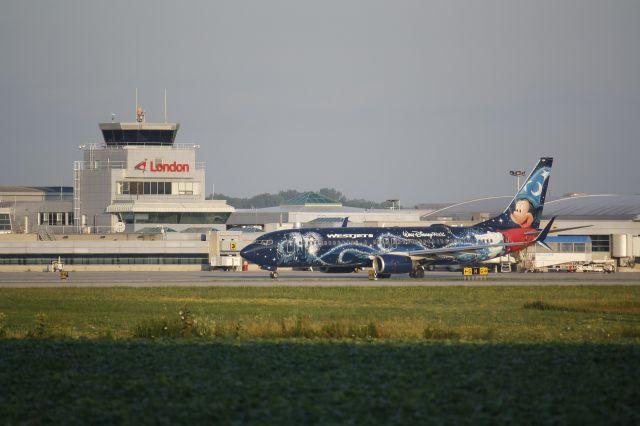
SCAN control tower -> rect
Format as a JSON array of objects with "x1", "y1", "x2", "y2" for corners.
[
  {"x1": 74, "y1": 107, "x2": 233, "y2": 233},
  {"x1": 99, "y1": 107, "x2": 179, "y2": 146}
]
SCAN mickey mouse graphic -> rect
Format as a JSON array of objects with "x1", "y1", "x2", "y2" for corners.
[{"x1": 510, "y1": 198, "x2": 535, "y2": 228}]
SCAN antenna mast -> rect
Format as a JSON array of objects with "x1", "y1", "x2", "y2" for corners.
[{"x1": 164, "y1": 89, "x2": 167, "y2": 123}]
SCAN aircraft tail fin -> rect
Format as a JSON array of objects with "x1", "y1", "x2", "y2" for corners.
[{"x1": 482, "y1": 157, "x2": 553, "y2": 230}]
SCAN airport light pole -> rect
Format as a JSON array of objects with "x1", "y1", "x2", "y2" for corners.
[{"x1": 509, "y1": 170, "x2": 526, "y2": 191}]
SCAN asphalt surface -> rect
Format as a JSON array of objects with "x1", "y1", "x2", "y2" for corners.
[{"x1": 0, "y1": 270, "x2": 639, "y2": 287}]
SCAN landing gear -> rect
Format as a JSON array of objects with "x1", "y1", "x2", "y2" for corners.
[
  {"x1": 368, "y1": 271, "x2": 390, "y2": 279},
  {"x1": 270, "y1": 271, "x2": 279, "y2": 279},
  {"x1": 410, "y1": 266, "x2": 425, "y2": 279}
]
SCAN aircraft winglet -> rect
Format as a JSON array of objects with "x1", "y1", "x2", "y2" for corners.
[{"x1": 535, "y1": 217, "x2": 556, "y2": 250}]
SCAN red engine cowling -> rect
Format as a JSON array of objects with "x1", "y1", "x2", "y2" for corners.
[{"x1": 372, "y1": 255, "x2": 413, "y2": 274}]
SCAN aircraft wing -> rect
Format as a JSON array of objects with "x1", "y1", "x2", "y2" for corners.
[
  {"x1": 524, "y1": 224, "x2": 592, "y2": 235},
  {"x1": 400, "y1": 240, "x2": 529, "y2": 259}
]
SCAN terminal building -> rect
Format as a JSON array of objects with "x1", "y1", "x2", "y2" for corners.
[{"x1": 0, "y1": 186, "x2": 73, "y2": 235}]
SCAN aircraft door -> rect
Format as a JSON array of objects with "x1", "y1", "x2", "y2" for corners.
[
  {"x1": 296, "y1": 235, "x2": 305, "y2": 261},
  {"x1": 381, "y1": 236, "x2": 398, "y2": 252},
  {"x1": 284, "y1": 237, "x2": 295, "y2": 255},
  {"x1": 284, "y1": 232, "x2": 305, "y2": 262}
]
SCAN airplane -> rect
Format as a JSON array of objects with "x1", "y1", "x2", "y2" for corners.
[{"x1": 240, "y1": 157, "x2": 581, "y2": 279}]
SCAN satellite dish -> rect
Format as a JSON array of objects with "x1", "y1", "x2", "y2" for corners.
[{"x1": 114, "y1": 222, "x2": 125, "y2": 233}]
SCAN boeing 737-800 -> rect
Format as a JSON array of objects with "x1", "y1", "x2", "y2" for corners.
[{"x1": 241, "y1": 158, "x2": 573, "y2": 279}]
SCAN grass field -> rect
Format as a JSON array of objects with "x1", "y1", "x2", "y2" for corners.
[
  {"x1": 0, "y1": 285, "x2": 639, "y2": 424},
  {"x1": 0, "y1": 286, "x2": 639, "y2": 341}
]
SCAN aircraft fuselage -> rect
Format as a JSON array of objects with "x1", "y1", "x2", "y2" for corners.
[{"x1": 240, "y1": 223, "x2": 533, "y2": 271}]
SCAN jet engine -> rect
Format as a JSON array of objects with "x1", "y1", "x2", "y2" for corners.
[
  {"x1": 372, "y1": 254, "x2": 413, "y2": 274},
  {"x1": 318, "y1": 266, "x2": 358, "y2": 273}
]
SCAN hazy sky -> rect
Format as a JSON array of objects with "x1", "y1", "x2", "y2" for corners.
[{"x1": 1, "y1": 1, "x2": 638, "y2": 205}]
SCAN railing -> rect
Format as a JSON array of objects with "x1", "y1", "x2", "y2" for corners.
[
  {"x1": 37, "y1": 228, "x2": 56, "y2": 241},
  {"x1": 74, "y1": 161, "x2": 127, "y2": 171},
  {"x1": 35, "y1": 225, "x2": 117, "y2": 235},
  {"x1": 0, "y1": 256, "x2": 208, "y2": 265},
  {"x1": 81, "y1": 143, "x2": 201, "y2": 151},
  {"x1": 74, "y1": 160, "x2": 204, "y2": 171}
]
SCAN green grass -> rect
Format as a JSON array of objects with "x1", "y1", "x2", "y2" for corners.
[
  {"x1": 0, "y1": 286, "x2": 639, "y2": 424},
  {"x1": 0, "y1": 286, "x2": 638, "y2": 341}
]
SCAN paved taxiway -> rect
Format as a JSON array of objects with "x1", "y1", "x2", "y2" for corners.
[{"x1": 0, "y1": 271, "x2": 639, "y2": 287}]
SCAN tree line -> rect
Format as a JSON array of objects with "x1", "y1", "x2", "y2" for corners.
[{"x1": 207, "y1": 188, "x2": 392, "y2": 209}]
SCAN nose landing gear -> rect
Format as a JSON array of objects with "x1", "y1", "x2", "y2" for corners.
[
  {"x1": 270, "y1": 271, "x2": 279, "y2": 279},
  {"x1": 409, "y1": 265, "x2": 425, "y2": 279}
]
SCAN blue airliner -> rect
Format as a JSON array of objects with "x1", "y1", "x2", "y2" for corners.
[{"x1": 241, "y1": 158, "x2": 577, "y2": 279}]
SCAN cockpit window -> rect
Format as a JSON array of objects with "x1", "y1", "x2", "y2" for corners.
[{"x1": 255, "y1": 239, "x2": 273, "y2": 246}]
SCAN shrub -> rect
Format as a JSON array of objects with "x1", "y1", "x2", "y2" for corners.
[
  {"x1": 233, "y1": 320, "x2": 243, "y2": 338},
  {"x1": 279, "y1": 316, "x2": 318, "y2": 338},
  {"x1": 28, "y1": 313, "x2": 50, "y2": 338},
  {"x1": 523, "y1": 300, "x2": 554, "y2": 311},
  {"x1": 349, "y1": 321, "x2": 379, "y2": 339},
  {"x1": 0, "y1": 312, "x2": 6, "y2": 337},
  {"x1": 133, "y1": 307, "x2": 211, "y2": 339},
  {"x1": 320, "y1": 321, "x2": 349, "y2": 338},
  {"x1": 423, "y1": 325, "x2": 460, "y2": 340}
]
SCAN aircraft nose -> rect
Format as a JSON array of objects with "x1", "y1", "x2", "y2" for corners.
[{"x1": 240, "y1": 244, "x2": 256, "y2": 262}]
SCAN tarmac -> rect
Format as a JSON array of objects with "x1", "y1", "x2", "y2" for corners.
[{"x1": 0, "y1": 270, "x2": 639, "y2": 287}]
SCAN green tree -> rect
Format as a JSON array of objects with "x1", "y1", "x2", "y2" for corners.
[{"x1": 208, "y1": 188, "x2": 398, "y2": 209}]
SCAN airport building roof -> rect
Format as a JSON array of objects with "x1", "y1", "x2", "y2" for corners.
[
  {"x1": 249, "y1": 205, "x2": 364, "y2": 214},
  {"x1": 105, "y1": 200, "x2": 235, "y2": 213},
  {"x1": 306, "y1": 217, "x2": 347, "y2": 224},
  {"x1": 421, "y1": 194, "x2": 640, "y2": 221},
  {"x1": 282, "y1": 192, "x2": 342, "y2": 207},
  {"x1": 0, "y1": 186, "x2": 74, "y2": 203},
  {"x1": 0, "y1": 186, "x2": 73, "y2": 195}
]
